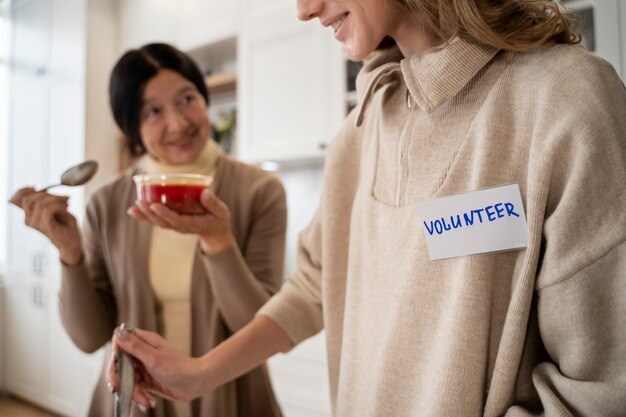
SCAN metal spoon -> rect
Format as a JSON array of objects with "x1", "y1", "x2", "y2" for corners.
[{"x1": 39, "y1": 160, "x2": 99, "y2": 192}]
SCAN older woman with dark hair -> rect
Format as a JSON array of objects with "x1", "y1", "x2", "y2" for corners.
[{"x1": 10, "y1": 43, "x2": 286, "y2": 417}]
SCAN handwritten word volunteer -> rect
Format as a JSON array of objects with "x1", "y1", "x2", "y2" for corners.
[{"x1": 423, "y1": 202, "x2": 520, "y2": 236}]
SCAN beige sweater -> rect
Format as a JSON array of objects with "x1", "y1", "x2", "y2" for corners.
[
  {"x1": 144, "y1": 140, "x2": 220, "y2": 417},
  {"x1": 259, "y1": 38, "x2": 626, "y2": 416}
]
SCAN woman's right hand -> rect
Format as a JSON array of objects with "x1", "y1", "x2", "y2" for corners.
[
  {"x1": 108, "y1": 326, "x2": 211, "y2": 406},
  {"x1": 108, "y1": 317, "x2": 292, "y2": 408},
  {"x1": 10, "y1": 187, "x2": 83, "y2": 265}
]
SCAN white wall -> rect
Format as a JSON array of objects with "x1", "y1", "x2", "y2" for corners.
[
  {"x1": 0, "y1": 1, "x2": 10, "y2": 277},
  {"x1": 0, "y1": 2, "x2": 11, "y2": 392},
  {"x1": 274, "y1": 163, "x2": 325, "y2": 278},
  {"x1": 85, "y1": 0, "x2": 120, "y2": 195}
]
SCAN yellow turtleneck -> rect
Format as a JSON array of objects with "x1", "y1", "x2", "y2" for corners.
[{"x1": 143, "y1": 139, "x2": 221, "y2": 417}]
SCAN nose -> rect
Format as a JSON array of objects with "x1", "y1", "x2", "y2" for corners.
[
  {"x1": 297, "y1": 0, "x2": 323, "y2": 21},
  {"x1": 165, "y1": 107, "x2": 190, "y2": 133}
]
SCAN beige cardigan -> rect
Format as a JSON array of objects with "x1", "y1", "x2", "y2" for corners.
[
  {"x1": 59, "y1": 155, "x2": 286, "y2": 417},
  {"x1": 260, "y1": 39, "x2": 626, "y2": 416}
]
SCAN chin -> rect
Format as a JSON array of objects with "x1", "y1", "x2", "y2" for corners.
[{"x1": 344, "y1": 42, "x2": 373, "y2": 62}]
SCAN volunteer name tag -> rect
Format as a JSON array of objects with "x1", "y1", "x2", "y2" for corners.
[{"x1": 419, "y1": 183, "x2": 528, "y2": 260}]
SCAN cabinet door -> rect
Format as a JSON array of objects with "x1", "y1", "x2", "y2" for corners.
[
  {"x1": 45, "y1": 290, "x2": 103, "y2": 417},
  {"x1": 6, "y1": 81, "x2": 49, "y2": 277},
  {"x1": 4, "y1": 279, "x2": 100, "y2": 417},
  {"x1": 48, "y1": 75, "x2": 85, "y2": 214},
  {"x1": 4, "y1": 281, "x2": 47, "y2": 404},
  {"x1": 11, "y1": 0, "x2": 51, "y2": 87},
  {"x1": 178, "y1": 0, "x2": 239, "y2": 50},
  {"x1": 49, "y1": 0, "x2": 85, "y2": 75},
  {"x1": 238, "y1": 7, "x2": 344, "y2": 163},
  {"x1": 268, "y1": 332, "x2": 332, "y2": 417}
]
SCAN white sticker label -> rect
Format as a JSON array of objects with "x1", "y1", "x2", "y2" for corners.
[{"x1": 419, "y1": 183, "x2": 528, "y2": 260}]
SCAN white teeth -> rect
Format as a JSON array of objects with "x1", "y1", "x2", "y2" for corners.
[{"x1": 330, "y1": 15, "x2": 345, "y2": 32}]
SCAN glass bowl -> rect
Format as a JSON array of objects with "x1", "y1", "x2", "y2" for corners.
[{"x1": 132, "y1": 173, "x2": 213, "y2": 215}]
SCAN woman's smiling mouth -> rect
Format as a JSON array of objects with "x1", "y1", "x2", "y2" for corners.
[
  {"x1": 330, "y1": 14, "x2": 347, "y2": 33},
  {"x1": 324, "y1": 12, "x2": 349, "y2": 34}
]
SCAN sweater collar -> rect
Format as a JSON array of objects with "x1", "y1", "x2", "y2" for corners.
[
  {"x1": 355, "y1": 37, "x2": 499, "y2": 125},
  {"x1": 139, "y1": 139, "x2": 222, "y2": 176}
]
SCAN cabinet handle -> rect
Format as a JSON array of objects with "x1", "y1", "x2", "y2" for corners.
[
  {"x1": 33, "y1": 252, "x2": 43, "y2": 275},
  {"x1": 318, "y1": 142, "x2": 327, "y2": 150},
  {"x1": 33, "y1": 251, "x2": 45, "y2": 276},
  {"x1": 32, "y1": 284, "x2": 43, "y2": 308}
]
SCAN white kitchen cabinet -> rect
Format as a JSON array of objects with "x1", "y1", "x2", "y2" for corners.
[
  {"x1": 237, "y1": 5, "x2": 345, "y2": 163},
  {"x1": 45, "y1": 283, "x2": 104, "y2": 416},
  {"x1": 6, "y1": 80, "x2": 49, "y2": 278},
  {"x1": 268, "y1": 332, "x2": 332, "y2": 417},
  {"x1": 117, "y1": 0, "x2": 346, "y2": 163},
  {"x1": 4, "y1": 0, "x2": 117, "y2": 415},
  {"x1": 5, "y1": 279, "x2": 102, "y2": 416},
  {"x1": 118, "y1": 0, "x2": 242, "y2": 52},
  {"x1": 117, "y1": 0, "x2": 180, "y2": 50},
  {"x1": 178, "y1": 0, "x2": 240, "y2": 50},
  {"x1": 4, "y1": 281, "x2": 47, "y2": 402},
  {"x1": 10, "y1": 0, "x2": 50, "y2": 88}
]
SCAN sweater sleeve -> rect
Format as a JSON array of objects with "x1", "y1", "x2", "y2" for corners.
[
  {"x1": 506, "y1": 54, "x2": 626, "y2": 417},
  {"x1": 505, "y1": 242, "x2": 626, "y2": 417},
  {"x1": 533, "y1": 243, "x2": 625, "y2": 416},
  {"x1": 58, "y1": 195, "x2": 117, "y2": 353},
  {"x1": 257, "y1": 207, "x2": 325, "y2": 346},
  {"x1": 200, "y1": 176, "x2": 288, "y2": 332},
  {"x1": 259, "y1": 207, "x2": 323, "y2": 346},
  {"x1": 257, "y1": 111, "x2": 359, "y2": 347}
]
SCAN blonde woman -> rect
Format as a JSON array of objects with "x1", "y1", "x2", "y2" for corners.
[{"x1": 111, "y1": 1, "x2": 626, "y2": 416}]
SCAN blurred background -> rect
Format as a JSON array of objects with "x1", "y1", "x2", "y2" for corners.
[{"x1": 0, "y1": 0, "x2": 624, "y2": 416}]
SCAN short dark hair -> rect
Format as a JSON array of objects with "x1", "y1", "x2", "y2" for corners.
[{"x1": 109, "y1": 43, "x2": 210, "y2": 156}]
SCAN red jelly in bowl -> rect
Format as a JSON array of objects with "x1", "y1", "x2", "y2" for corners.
[{"x1": 132, "y1": 174, "x2": 213, "y2": 215}]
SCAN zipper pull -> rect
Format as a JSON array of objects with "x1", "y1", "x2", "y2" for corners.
[{"x1": 406, "y1": 88, "x2": 412, "y2": 109}]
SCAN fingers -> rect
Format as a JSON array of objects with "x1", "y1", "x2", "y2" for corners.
[
  {"x1": 21, "y1": 192, "x2": 67, "y2": 217},
  {"x1": 108, "y1": 326, "x2": 160, "y2": 413},
  {"x1": 22, "y1": 192, "x2": 68, "y2": 214},
  {"x1": 128, "y1": 201, "x2": 176, "y2": 229},
  {"x1": 9, "y1": 187, "x2": 36, "y2": 208},
  {"x1": 200, "y1": 189, "x2": 229, "y2": 220},
  {"x1": 28, "y1": 197, "x2": 70, "y2": 228},
  {"x1": 128, "y1": 193, "x2": 231, "y2": 238},
  {"x1": 14, "y1": 191, "x2": 73, "y2": 240},
  {"x1": 132, "y1": 382, "x2": 155, "y2": 413},
  {"x1": 132, "y1": 327, "x2": 167, "y2": 349},
  {"x1": 126, "y1": 205, "x2": 149, "y2": 222},
  {"x1": 106, "y1": 346, "x2": 120, "y2": 393},
  {"x1": 147, "y1": 203, "x2": 181, "y2": 228},
  {"x1": 114, "y1": 326, "x2": 162, "y2": 370},
  {"x1": 129, "y1": 200, "x2": 204, "y2": 235}
]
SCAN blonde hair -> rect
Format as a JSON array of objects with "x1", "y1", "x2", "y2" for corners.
[{"x1": 395, "y1": 0, "x2": 581, "y2": 51}]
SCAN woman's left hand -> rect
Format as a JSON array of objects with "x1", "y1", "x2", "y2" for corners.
[{"x1": 128, "y1": 188, "x2": 233, "y2": 254}]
